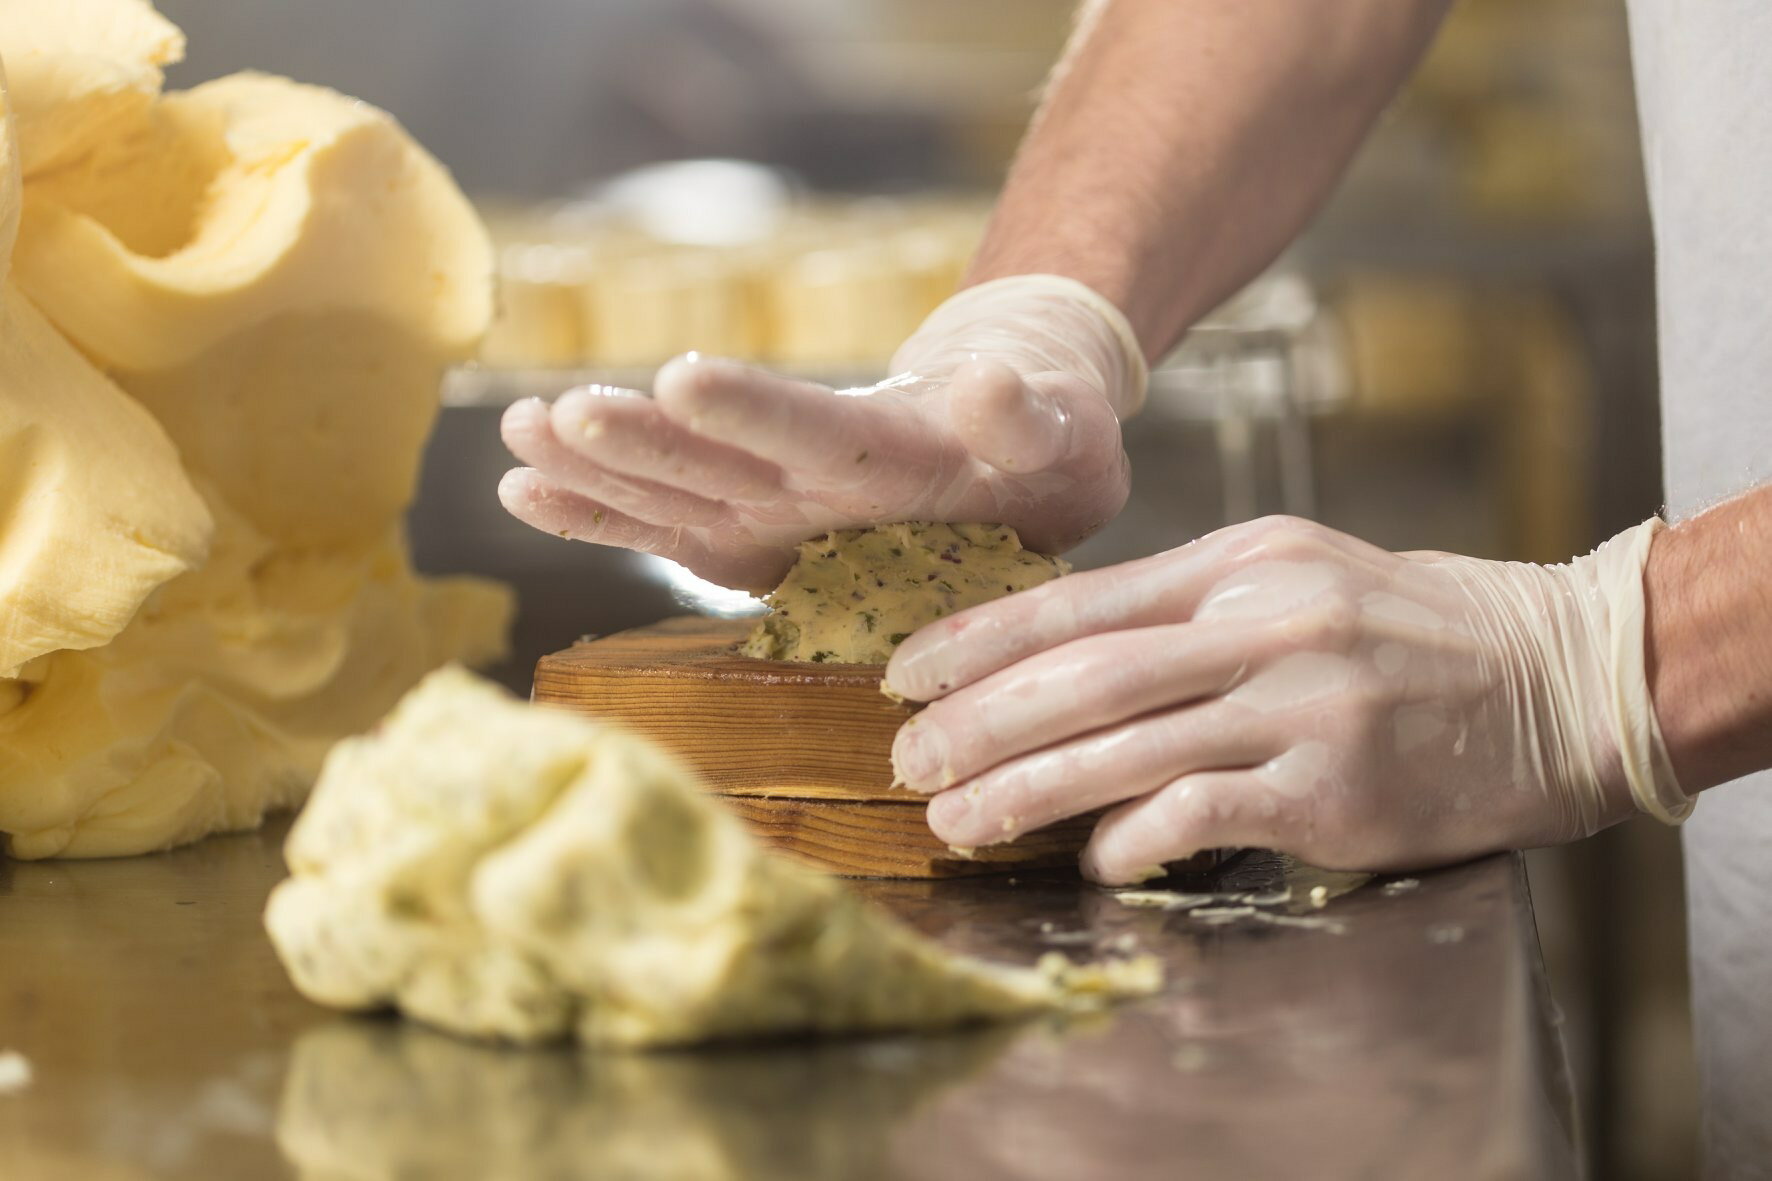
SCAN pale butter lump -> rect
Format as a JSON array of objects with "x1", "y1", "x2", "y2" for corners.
[
  {"x1": 0, "y1": 2, "x2": 510, "y2": 858},
  {"x1": 15, "y1": 68, "x2": 494, "y2": 548},
  {"x1": 0, "y1": 52, "x2": 211, "y2": 679},
  {"x1": 265, "y1": 668, "x2": 1160, "y2": 1048},
  {"x1": 0, "y1": 283, "x2": 211, "y2": 677},
  {"x1": 276, "y1": 1020, "x2": 1016, "y2": 1181},
  {"x1": 742, "y1": 522, "x2": 1068, "y2": 665}
]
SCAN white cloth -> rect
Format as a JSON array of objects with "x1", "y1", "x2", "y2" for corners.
[{"x1": 1625, "y1": 4, "x2": 1772, "y2": 1177}]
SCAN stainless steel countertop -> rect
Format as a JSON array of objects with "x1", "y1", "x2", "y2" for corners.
[{"x1": 0, "y1": 817, "x2": 1576, "y2": 1180}]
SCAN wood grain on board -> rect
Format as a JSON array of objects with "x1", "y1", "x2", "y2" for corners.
[{"x1": 533, "y1": 616, "x2": 1095, "y2": 877}]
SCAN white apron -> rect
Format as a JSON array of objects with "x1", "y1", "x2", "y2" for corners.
[{"x1": 1625, "y1": 4, "x2": 1772, "y2": 1176}]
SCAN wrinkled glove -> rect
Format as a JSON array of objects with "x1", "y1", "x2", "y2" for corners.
[
  {"x1": 884, "y1": 515, "x2": 1690, "y2": 884},
  {"x1": 499, "y1": 275, "x2": 1147, "y2": 591}
]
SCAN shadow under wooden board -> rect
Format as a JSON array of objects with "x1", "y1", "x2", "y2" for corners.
[{"x1": 532, "y1": 616, "x2": 1103, "y2": 878}]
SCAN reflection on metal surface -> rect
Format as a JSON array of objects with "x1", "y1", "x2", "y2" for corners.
[
  {"x1": 0, "y1": 821, "x2": 308, "y2": 1181},
  {"x1": 0, "y1": 817, "x2": 1577, "y2": 1181},
  {"x1": 277, "y1": 1019, "x2": 1015, "y2": 1181},
  {"x1": 848, "y1": 863, "x2": 1579, "y2": 1181}
]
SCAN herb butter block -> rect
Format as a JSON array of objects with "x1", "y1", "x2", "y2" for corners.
[{"x1": 742, "y1": 523, "x2": 1069, "y2": 665}]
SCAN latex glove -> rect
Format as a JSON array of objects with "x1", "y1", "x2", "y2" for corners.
[
  {"x1": 884, "y1": 515, "x2": 1690, "y2": 885},
  {"x1": 498, "y1": 275, "x2": 1146, "y2": 591}
]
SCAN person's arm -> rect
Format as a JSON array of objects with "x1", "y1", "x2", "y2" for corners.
[
  {"x1": 971, "y1": 0, "x2": 1453, "y2": 358},
  {"x1": 1646, "y1": 483, "x2": 1772, "y2": 790},
  {"x1": 500, "y1": 0, "x2": 1452, "y2": 588}
]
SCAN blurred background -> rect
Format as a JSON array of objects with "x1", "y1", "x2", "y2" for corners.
[{"x1": 157, "y1": 0, "x2": 1693, "y2": 1173}]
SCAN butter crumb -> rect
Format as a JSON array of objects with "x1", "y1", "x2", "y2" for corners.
[
  {"x1": 1113, "y1": 890, "x2": 1216, "y2": 912},
  {"x1": 1035, "y1": 952, "x2": 1163, "y2": 1002},
  {"x1": 1189, "y1": 905, "x2": 1257, "y2": 925}
]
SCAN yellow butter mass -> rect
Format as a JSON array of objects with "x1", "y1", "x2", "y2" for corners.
[
  {"x1": 0, "y1": 283, "x2": 212, "y2": 678},
  {"x1": 0, "y1": 2, "x2": 510, "y2": 858},
  {"x1": 742, "y1": 522, "x2": 1069, "y2": 665},
  {"x1": 0, "y1": 0, "x2": 185, "y2": 177}
]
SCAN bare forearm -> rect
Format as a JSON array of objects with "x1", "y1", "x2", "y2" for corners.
[
  {"x1": 968, "y1": 0, "x2": 1450, "y2": 360},
  {"x1": 1646, "y1": 483, "x2": 1772, "y2": 791}
]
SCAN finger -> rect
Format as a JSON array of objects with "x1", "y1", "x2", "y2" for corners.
[
  {"x1": 921, "y1": 700, "x2": 1278, "y2": 850},
  {"x1": 651, "y1": 354, "x2": 957, "y2": 499},
  {"x1": 497, "y1": 466, "x2": 683, "y2": 550},
  {"x1": 892, "y1": 621, "x2": 1265, "y2": 792},
  {"x1": 884, "y1": 545, "x2": 1212, "y2": 703},
  {"x1": 502, "y1": 398, "x2": 731, "y2": 526},
  {"x1": 1081, "y1": 770, "x2": 1289, "y2": 886},
  {"x1": 497, "y1": 467, "x2": 784, "y2": 590},
  {"x1": 549, "y1": 387, "x2": 785, "y2": 503},
  {"x1": 884, "y1": 515, "x2": 1368, "y2": 702}
]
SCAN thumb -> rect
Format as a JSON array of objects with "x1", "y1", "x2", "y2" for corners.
[{"x1": 945, "y1": 360, "x2": 1072, "y2": 474}]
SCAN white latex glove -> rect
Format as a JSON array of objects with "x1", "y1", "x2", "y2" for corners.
[
  {"x1": 499, "y1": 275, "x2": 1147, "y2": 590},
  {"x1": 883, "y1": 515, "x2": 1690, "y2": 885}
]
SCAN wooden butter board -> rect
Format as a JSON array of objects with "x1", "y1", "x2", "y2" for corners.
[{"x1": 532, "y1": 616, "x2": 1098, "y2": 878}]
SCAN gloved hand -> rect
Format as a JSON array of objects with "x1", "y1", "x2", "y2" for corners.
[
  {"x1": 884, "y1": 515, "x2": 1690, "y2": 884},
  {"x1": 498, "y1": 275, "x2": 1147, "y2": 590}
]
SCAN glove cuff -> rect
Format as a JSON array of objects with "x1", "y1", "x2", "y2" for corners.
[
  {"x1": 891, "y1": 274, "x2": 1150, "y2": 417},
  {"x1": 1578, "y1": 517, "x2": 1692, "y2": 824}
]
